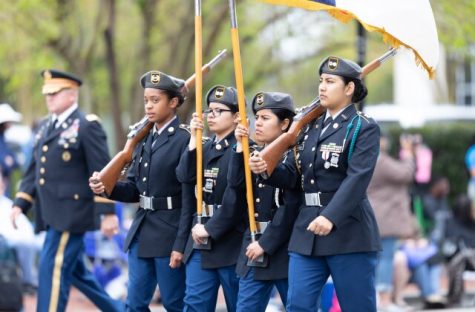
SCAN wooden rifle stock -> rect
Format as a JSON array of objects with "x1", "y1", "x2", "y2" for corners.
[
  {"x1": 98, "y1": 50, "x2": 228, "y2": 195},
  {"x1": 260, "y1": 48, "x2": 397, "y2": 177}
]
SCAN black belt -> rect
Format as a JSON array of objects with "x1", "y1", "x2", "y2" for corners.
[
  {"x1": 304, "y1": 192, "x2": 335, "y2": 207},
  {"x1": 139, "y1": 195, "x2": 181, "y2": 211}
]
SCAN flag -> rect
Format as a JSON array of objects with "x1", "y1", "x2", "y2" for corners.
[{"x1": 259, "y1": 0, "x2": 439, "y2": 78}]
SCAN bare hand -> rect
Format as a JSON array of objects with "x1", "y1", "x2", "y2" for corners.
[
  {"x1": 234, "y1": 124, "x2": 249, "y2": 153},
  {"x1": 89, "y1": 172, "x2": 105, "y2": 194},
  {"x1": 190, "y1": 113, "x2": 204, "y2": 136},
  {"x1": 169, "y1": 251, "x2": 184, "y2": 268},
  {"x1": 100, "y1": 214, "x2": 119, "y2": 238},
  {"x1": 10, "y1": 206, "x2": 23, "y2": 230},
  {"x1": 191, "y1": 223, "x2": 210, "y2": 245},
  {"x1": 307, "y1": 215, "x2": 333, "y2": 236},
  {"x1": 249, "y1": 151, "x2": 267, "y2": 174},
  {"x1": 245, "y1": 241, "x2": 265, "y2": 261}
]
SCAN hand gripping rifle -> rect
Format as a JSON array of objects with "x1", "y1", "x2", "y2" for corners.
[
  {"x1": 97, "y1": 50, "x2": 227, "y2": 196},
  {"x1": 260, "y1": 49, "x2": 397, "y2": 178}
]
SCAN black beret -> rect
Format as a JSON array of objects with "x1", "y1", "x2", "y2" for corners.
[
  {"x1": 252, "y1": 92, "x2": 295, "y2": 115},
  {"x1": 318, "y1": 56, "x2": 362, "y2": 80},
  {"x1": 206, "y1": 85, "x2": 240, "y2": 110},
  {"x1": 140, "y1": 71, "x2": 185, "y2": 93},
  {"x1": 41, "y1": 69, "x2": 82, "y2": 94}
]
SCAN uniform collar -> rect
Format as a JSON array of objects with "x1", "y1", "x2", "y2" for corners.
[
  {"x1": 153, "y1": 115, "x2": 177, "y2": 135},
  {"x1": 51, "y1": 103, "x2": 78, "y2": 128}
]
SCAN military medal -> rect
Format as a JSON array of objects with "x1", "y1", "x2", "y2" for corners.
[
  {"x1": 330, "y1": 152, "x2": 340, "y2": 168},
  {"x1": 62, "y1": 151, "x2": 71, "y2": 162},
  {"x1": 321, "y1": 143, "x2": 343, "y2": 169}
]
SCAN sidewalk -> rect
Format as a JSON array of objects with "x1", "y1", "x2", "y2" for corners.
[{"x1": 22, "y1": 278, "x2": 475, "y2": 311}]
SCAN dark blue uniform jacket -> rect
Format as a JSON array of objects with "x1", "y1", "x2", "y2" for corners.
[
  {"x1": 109, "y1": 118, "x2": 194, "y2": 258},
  {"x1": 14, "y1": 109, "x2": 114, "y2": 233},
  {"x1": 176, "y1": 131, "x2": 247, "y2": 269},
  {"x1": 266, "y1": 104, "x2": 381, "y2": 256}
]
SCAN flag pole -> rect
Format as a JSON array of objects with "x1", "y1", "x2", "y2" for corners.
[
  {"x1": 228, "y1": 0, "x2": 266, "y2": 266},
  {"x1": 194, "y1": 0, "x2": 205, "y2": 236}
]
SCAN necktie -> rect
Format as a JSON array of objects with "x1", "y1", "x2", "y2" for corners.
[
  {"x1": 47, "y1": 119, "x2": 57, "y2": 136},
  {"x1": 151, "y1": 132, "x2": 158, "y2": 147},
  {"x1": 323, "y1": 117, "x2": 333, "y2": 129}
]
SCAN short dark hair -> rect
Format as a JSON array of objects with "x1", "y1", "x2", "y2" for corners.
[
  {"x1": 162, "y1": 90, "x2": 185, "y2": 106},
  {"x1": 342, "y1": 76, "x2": 368, "y2": 103},
  {"x1": 269, "y1": 108, "x2": 295, "y2": 132}
]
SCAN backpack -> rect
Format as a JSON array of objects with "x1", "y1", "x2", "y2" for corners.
[{"x1": 0, "y1": 235, "x2": 23, "y2": 312}]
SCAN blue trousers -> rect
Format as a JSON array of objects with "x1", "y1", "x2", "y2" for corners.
[
  {"x1": 237, "y1": 269, "x2": 287, "y2": 312},
  {"x1": 376, "y1": 237, "x2": 398, "y2": 292},
  {"x1": 286, "y1": 251, "x2": 377, "y2": 312},
  {"x1": 126, "y1": 238, "x2": 185, "y2": 312},
  {"x1": 184, "y1": 250, "x2": 239, "y2": 312},
  {"x1": 37, "y1": 228, "x2": 123, "y2": 312}
]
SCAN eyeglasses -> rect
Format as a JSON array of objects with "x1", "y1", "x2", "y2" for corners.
[{"x1": 203, "y1": 108, "x2": 232, "y2": 117}]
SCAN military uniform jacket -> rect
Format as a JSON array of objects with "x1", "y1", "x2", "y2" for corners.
[
  {"x1": 176, "y1": 131, "x2": 246, "y2": 269},
  {"x1": 109, "y1": 118, "x2": 193, "y2": 258},
  {"x1": 14, "y1": 109, "x2": 114, "y2": 233},
  {"x1": 266, "y1": 104, "x2": 381, "y2": 256},
  {"x1": 229, "y1": 151, "x2": 301, "y2": 280}
]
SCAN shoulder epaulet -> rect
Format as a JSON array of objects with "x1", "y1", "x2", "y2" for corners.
[
  {"x1": 357, "y1": 111, "x2": 371, "y2": 123},
  {"x1": 86, "y1": 114, "x2": 101, "y2": 123},
  {"x1": 179, "y1": 124, "x2": 190, "y2": 133}
]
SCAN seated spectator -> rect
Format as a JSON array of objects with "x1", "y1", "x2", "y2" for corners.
[
  {"x1": 444, "y1": 194, "x2": 475, "y2": 306},
  {"x1": 393, "y1": 238, "x2": 446, "y2": 309},
  {"x1": 0, "y1": 172, "x2": 43, "y2": 294},
  {"x1": 0, "y1": 103, "x2": 21, "y2": 194}
]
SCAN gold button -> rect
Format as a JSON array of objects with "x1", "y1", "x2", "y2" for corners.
[
  {"x1": 310, "y1": 179, "x2": 315, "y2": 184},
  {"x1": 64, "y1": 143, "x2": 69, "y2": 149},
  {"x1": 74, "y1": 194, "x2": 79, "y2": 200},
  {"x1": 144, "y1": 163, "x2": 148, "y2": 168},
  {"x1": 258, "y1": 183, "x2": 263, "y2": 188},
  {"x1": 41, "y1": 156, "x2": 46, "y2": 163},
  {"x1": 143, "y1": 177, "x2": 147, "y2": 182},
  {"x1": 309, "y1": 164, "x2": 312, "y2": 167},
  {"x1": 312, "y1": 147, "x2": 316, "y2": 152},
  {"x1": 42, "y1": 145, "x2": 48, "y2": 152},
  {"x1": 39, "y1": 178, "x2": 45, "y2": 185},
  {"x1": 40, "y1": 168, "x2": 45, "y2": 174},
  {"x1": 254, "y1": 213, "x2": 259, "y2": 217},
  {"x1": 256, "y1": 198, "x2": 260, "y2": 203}
]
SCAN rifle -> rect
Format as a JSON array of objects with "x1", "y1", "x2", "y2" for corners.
[
  {"x1": 97, "y1": 50, "x2": 227, "y2": 195},
  {"x1": 260, "y1": 48, "x2": 397, "y2": 177}
]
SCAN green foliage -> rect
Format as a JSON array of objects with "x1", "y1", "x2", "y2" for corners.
[{"x1": 385, "y1": 122, "x2": 475, "y2": 203}]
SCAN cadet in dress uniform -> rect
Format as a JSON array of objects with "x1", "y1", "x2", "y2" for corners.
[
  {"x1": 250, "y1": 57, "x2": 381, "y2": 312},
  {"x1": 176, "y1": 85, "x2": 246, "y2": 312},
  {"x1": 90, "y1": 71, "x2": 193, "y2": 311},
  {"x1": 230, "y1": 92, "x2": 301, "y2": 311},
  {"x1": 10, "y1": 69, "x2": 123, "y2": 312}
]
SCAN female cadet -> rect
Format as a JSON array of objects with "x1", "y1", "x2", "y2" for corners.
[
  {"x1": 90, "y1": 71, "x2": 193, "y2": 312},
  {"x1": 230, "y1": 92, "x2": 301, "y2": 311},
  {"x1": 250, "y1": 56, "x2": 381, "y2": 312},
  {"x1": 176, "y1": 85, "x2": 246, "y2": 312}
]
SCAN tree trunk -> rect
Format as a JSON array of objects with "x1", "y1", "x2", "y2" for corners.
[{"x1": 104, "y1": 0, "x2": 125, "y2": 151}]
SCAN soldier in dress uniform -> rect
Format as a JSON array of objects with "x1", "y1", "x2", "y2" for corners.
[
  {"x1": 10, "y1": 69, "x2": 123, "y2": 312},
  {"x1": 90, "y1": 70, "x2": 193, "y2": 311},
  {"x1": 230, "y1": 92, "x2": 301, "y2": 311},
  {"x1": 176, "y1": 85, "x2": 246, "y2": 312},
  {"x1": 250, "y1": 56, "x2": 381, "y2": 312}
]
